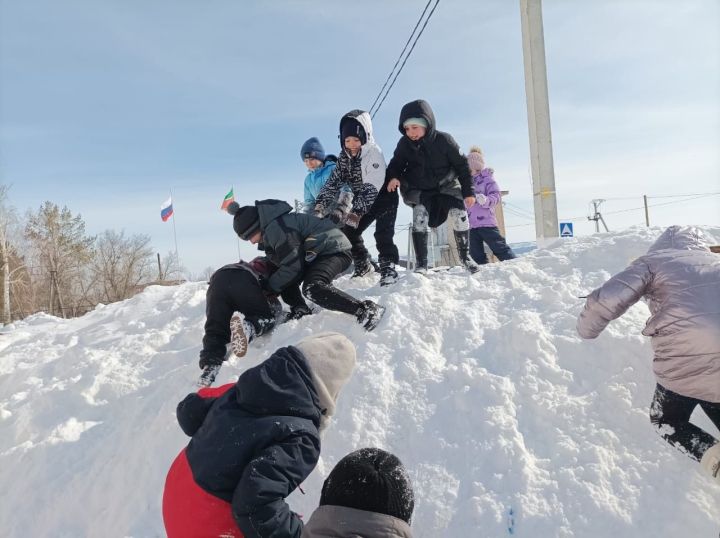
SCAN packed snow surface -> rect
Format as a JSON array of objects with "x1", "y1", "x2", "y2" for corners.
[{"x1": 1, "y1": 226, "x2": 718, "y2": 537}]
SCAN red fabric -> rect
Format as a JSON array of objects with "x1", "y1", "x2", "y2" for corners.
[
  {"x1": 197, "y1": 383, "x2": 234, "y2": 400},
  {"x1": 162, "y1": 449, "x2": 244, "y2": 538}
]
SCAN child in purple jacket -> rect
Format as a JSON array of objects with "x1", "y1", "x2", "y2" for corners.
[{"x1": 466, "y1": 147, "x2": 516, "y2": 264}]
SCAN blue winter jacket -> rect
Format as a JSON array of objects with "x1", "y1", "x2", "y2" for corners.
[
  {"x1": 303, "y1": 160, "x2": 336, "y2": 213},
  {"x1": 179, "y1": 345, "x2": 322, "y2": 538}
]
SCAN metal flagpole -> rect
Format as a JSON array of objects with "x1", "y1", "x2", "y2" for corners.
[{"x1": 169, "y1": 189, "x2": 179, "y2": 259}]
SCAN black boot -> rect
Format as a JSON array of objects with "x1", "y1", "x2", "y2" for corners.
[
  {"x1": 379, "y1": 259, "x2": 398, "y2": 286},
  {"x1": 411, "y1": 231, "x2": 428, "y2": 273},
  {"x1": 454, "y1": 230, "x2": 480, "y2": 274},
  {"x1": 351, "y1": 255, "x2": 373, "y2": 277},
  {"x1": 356, "y1": 300, "x2": 386, "y2": 331}
]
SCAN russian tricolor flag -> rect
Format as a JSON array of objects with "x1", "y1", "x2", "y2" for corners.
[{"x1": 160, "y1": 197, "x2": 174, "y2": 222}]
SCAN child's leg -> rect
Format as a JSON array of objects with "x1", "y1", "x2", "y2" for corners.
[
  {"x1": 469, "y1": 228, "x2": 489, "y2": 265},
  {"x1": 698, "y1": 400, "x2": 720, "y2": 432},
  {"x1": 412, "y1": 204, "x2": 429, "y2": 232},
  {"x1": 649, "y1": 383, "x2": 718, "y2": 461},
  {"x1": 481, "y1": 226, "x2": 517, "y2": 261},
  {"x1": 302, "y1": 253, "x2": 360, "y2": 314},
  {"x1": 448, "y1": 208, "x2": 479, "y2": 272},
  {"x1": 372, "y1": 189, "x2": 400, "y2": 265}
]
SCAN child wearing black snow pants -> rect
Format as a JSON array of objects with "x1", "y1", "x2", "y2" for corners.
[
  {"x1": 313, "y1": 110, "x2": 400, "y2": 286},
  {"x1": 386, "y1": 99, "x2": 479, "y2": 274},
  {"x1": 577, "y1": 226, "x2": 720, "y2": 483},
  {"x1": 227, "y1": 199, "x2": 385, "y2": 331},
  {"x1": 198, "y1": 257, "x2": 313, "y2": 385}
]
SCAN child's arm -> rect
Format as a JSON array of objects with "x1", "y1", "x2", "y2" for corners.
[
  {"x1": 577, "y1": 259, "x2": 652, "y2": 339},
  {"x1": 302, "y1": 176, "x2": 315, "y2": 213},
  {"x1": 313, "y1": 161, "x2": 343, "y2": 214},
  {"x1": 480, "y1": 171, "x2": 501, "y2": 208},
  {"x1": 445, "y1": 134, "x2": 474, "y2": 199},
  {"x1": 176, "y1": 384, "x2": 234, "y2": 436},
  {"x1": 265, "y1": 225, "x2": 305, "y2": 294},
  {"x1": 232, "y1": 431, "x2": 320, "y2": 538},
  {"x1": 385, "y1": 140, "x2": 407, "y2": 186}
]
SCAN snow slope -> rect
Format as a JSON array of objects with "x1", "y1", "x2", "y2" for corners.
[{"x1": 1, "y1": 226, "x2": 718, "y2": 537}]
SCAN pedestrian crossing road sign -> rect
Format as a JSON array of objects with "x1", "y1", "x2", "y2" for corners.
[{"x1": 560, "y1": 222, "x2": 574, "y2": 237}]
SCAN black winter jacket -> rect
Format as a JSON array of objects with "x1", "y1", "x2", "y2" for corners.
[
  {"x1": 179, "y1": 345, "x2": 322, "y2": 538},
  {"x1": 385, "y1": 99, "x2": 473, "y2": 203},
  {"x1": 255, "y1": 199, "x2": 352, "y2": 293}
]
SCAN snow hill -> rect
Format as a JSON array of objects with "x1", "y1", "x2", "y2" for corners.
[{"x1": 1, "y1": 226, "x2": 719, "y2": 538}]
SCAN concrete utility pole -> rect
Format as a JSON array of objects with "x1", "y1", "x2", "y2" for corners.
[{"x1": 520, "y1": 0, "x2": 559, "y2": 245}]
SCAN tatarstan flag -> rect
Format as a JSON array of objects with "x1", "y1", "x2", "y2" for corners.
[{"x1": 220, "y1": 188, "x2": 234, "y2": 211}]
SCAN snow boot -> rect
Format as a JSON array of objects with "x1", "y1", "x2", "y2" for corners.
[
  {"x1": 379, "y1": 260, "x2": 399, "y2": 286},
  {"x1": 351, "y1": 255, "x2": 373, "y2": 278},
  {"x1": 454, "y1": 230, "x2": 480, "y2": 274},
  {"x1": 229, "y1": 312, "x2": 255, "y2": 358},
  {"x1": 197, "y1": 364, "x2": 222, "y2": 387},
  {"x1": 411, "y1": 231, "x2": 429, "y2": 273},
  {"x1": 356, "y1": 300, "x2": 386, "y2": 331},
  {"x1": 700, "y1": 443, "x2": 720, "y2": 483}
]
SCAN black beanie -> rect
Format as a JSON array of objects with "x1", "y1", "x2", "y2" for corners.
[
  {"x1": 319, "y1": 448, "x2": 415, "y2": 524},
  {"x1": 227, "y1": 201, "x2": 260, "y2": 240},
  {"x1": 340, "y1": 118, "x2": 367, "y2": 146}
]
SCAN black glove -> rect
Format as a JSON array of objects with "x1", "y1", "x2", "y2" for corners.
[
  {"x1": 198, "y1": 354, "x2": 223, "y2": 370},
  {"x1": 327, "y1": 209, "x2": 345, "y2": 225},
  {"x1": 285, "y1": 305, "x2": 313, "y2": 321}
]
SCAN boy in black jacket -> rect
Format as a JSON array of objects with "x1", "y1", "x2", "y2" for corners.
[
  {"x1": 163, "y1": 333, "x2": 356, "y2": 538},
  {"x1": 386, "y1": 99, "x2": 480, "y2": 274},
  {"x1": 227, "y1": 199, "x2": 385, "y2": 333}
]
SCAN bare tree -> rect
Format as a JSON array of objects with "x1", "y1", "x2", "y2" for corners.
[
  {"x1": 0, "y1": 185, "x2": 26, "y2": 323},
  {"x1": 158, "y1": 250, "x2": 185, "y2": 282},
  {"x1": 91, "y1": 230, "x2": 155, "y2": 303},
  {"x1": 24, "y1": 202, "x2": 94, "y2": 317}
]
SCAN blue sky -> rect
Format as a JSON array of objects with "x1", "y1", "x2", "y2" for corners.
[{"x1": 1, "y1": 0, "x2": 718, "y2": 275}]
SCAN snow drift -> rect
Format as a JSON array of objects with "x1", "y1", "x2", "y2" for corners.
[{"x1": 1, "y1": 226, "x2": 718, "y2": 537}]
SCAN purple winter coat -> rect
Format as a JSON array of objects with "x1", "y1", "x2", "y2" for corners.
[
  {"x1": 577, "y1": 226, "x2": 720, "y2": 403},
  {"x1": 467, "y1": 168, "x2": 501, "y2": 228}
]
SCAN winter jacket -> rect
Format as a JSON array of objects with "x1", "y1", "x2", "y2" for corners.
[
  {"x1": 385, "y1": 99, "x2": 473, "y2": 207},
  {"x1": 314, "y1": 110, "x2": 386, "y2": 218},
  {"x1": 468, "y1": 168, "x2": 501, "y2": 228},
  {"x1": 577, "y1": 226, "x2": 720, "y2": 402},
  {"x1": 301, "y1": 505, "x2": 413, "y2": 538},
  {"x1": 255, "y1": 199, "x2": 352, "y2": 293},
  {"x1": 303, "y1": 159, "x2": 337, "y2": 213},
  {"x1": 177, "y1": 345, "x2": 324, "y2": 538}
]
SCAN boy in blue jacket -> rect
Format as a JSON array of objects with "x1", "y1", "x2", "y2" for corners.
[{"x1": 300, "y1": 137, "x2": 337, "y2": 213}]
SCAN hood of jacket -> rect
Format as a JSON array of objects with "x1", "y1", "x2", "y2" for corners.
[
  {"x1": 647, "y1": 225, "x2": 710, "y2": 254},
  {"x1": 397, "y1": 99, "x2": 437, "y2": 140},
  {"x1": 234, "y1": 345, "x2": 322, "y2": 426},
  {"x1": 339, "y1": 109, "x2": 377, "y2": 151},
  {"x1": 301, "y1": 505, "x2": 413, "y2": 538},
  {"x1": 256, "y1": 199, "x2": 293, "y2": 229}
]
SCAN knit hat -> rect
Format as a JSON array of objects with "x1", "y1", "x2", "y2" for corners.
[
  {"x1": 341, "y1": 118, "x2": 367, "y2": 145},
  {"x1": 402, "y1": 117, "x2": 428, "y2": 129},
  {"x1": 227, "y1": 201, "x2": 260, "y2": 240},
  {"x1": 301, "y1": 137, "x2": 326, "y2": 162},
  {"x1": 294, "y1": 332, "x2": 356, "y2": 432},
  {"x1": 320, "y1": 448, "x2": 415, "y2": 524},
  {"x1": 466, "y1": 146, "x2": 485, "y2": 173}
]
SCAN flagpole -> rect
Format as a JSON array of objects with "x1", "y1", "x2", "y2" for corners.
[{"x1": 170, "y1": 189, "x2": 179, "y2": 260}]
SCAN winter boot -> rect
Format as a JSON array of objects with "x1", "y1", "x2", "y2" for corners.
[
  {"x1": 411, "y1": 231, "x2": 429, "y2": 273},
  {"x1": 454, "y1": 230, "x2": 480, "y2": 274},
  {"x1": 379, "y1": 260, "x2": 399, "y2": 286},
  {"x1": 229, "y1": 312, "x2": 255, "y2": 358},
  {"x1": 700, "y1": 443, "x2": 720, "y2": 483},
  {"x1": 351, "y1": 255, "x2": 373, "y2": 278},
  {"x1": 197, "y1": 364, "x2": 222, "y2": 387},
  {"x1": 355, "y1": 300, "x2": 386, "y2": 331}
]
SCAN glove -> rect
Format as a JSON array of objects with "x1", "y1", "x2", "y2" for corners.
[
  {"x1": 199, "y1": 354, "x2": 223, "y2": 370},
  {"x1": 285, "y1": 305, "x2": 313, "y2": 321},
  {"x1": 345, "y1": 212, "x2": 361, "y2": 228},
  {"x1": 327, "y1": 209, "x2": 345, "y2": 225},
  {"x1": 475, "y1": 193, "x2": 487, "y2": 206}
]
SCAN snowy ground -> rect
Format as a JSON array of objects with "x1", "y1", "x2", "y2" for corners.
[{"x1": 1, "y1": 226, "x2": 718, "y2": 537}]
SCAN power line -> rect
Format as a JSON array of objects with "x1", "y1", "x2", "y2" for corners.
[
  {"x1": 368, "y1": 0, "x2": 434, "y2": 116},
  {"x1": 370, "y1": 0, "x2": 441, "y2": 119}
]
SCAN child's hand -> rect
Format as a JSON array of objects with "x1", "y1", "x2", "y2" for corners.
[
  {"x1": 345, "y1": 212, "x2": 361, "y2": 228},
  {"x1": 475, "y1": 193, "x2": 487, "y2": 206},
  {"x1": 464, "y1": 196, "x2": 476, "y2": 208},
  {"x1": 387, "y1": 178, "x2": 400, "y2": 192}
]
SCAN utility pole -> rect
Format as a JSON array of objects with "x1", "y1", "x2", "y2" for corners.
[
  {"x1": 520, "y1": 0, "x2": 559, "y2": 246},
  {"x1": 643, "y1": 195, "x2": 650, "y2": 226},
  {"x1": 588, "y1": 199, "x2": 609, "y2": 233}
]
